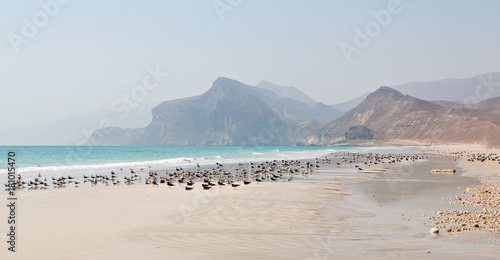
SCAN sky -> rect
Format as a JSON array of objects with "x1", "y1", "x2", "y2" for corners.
[{"x1": 1, "y1": 0, "x2": 500, "y2": 129}]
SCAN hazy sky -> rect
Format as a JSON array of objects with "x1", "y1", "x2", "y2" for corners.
[{"x1": 1, "y1": 0, "x2": 500, "y2": 128}]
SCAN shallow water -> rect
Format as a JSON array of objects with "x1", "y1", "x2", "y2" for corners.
[{"x1": 323, "y1": 154, "x2": 500, "y2": 258}]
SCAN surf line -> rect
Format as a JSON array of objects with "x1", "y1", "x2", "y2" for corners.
[{"x1": 6, "y1": 151, "x2": 17, "y2": 253}]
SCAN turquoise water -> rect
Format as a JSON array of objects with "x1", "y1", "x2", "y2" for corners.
[
  {"x1": 0, "y1": 146, "x2": 416, "y2": 180},
  {"x1": 1, "y1": 146, "x2": 337, "y2": 167}
]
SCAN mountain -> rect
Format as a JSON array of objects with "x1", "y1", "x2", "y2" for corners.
[
  {"x1": 294, "y1": 120, "x2": 327, "y2": 140},
  {"x1": 251, "y1": 86, "x2": 342, "y2": 123},
  {"x1": 92, "y1": 78, "x2": 300, "y2": 146},
  {"x1": 432, "y1": 96, "x2": 500, "y2": 116},
  {"x1": 392, "y1": 72, "x2": 500, "y2": 103},
  {"x1": 430, "y1": 100, "x2": 464, "y2": 109},
  {"x1": 327, "y1": 73, "x2": 500, "y2": 112},
  {"x1": 256, "y1": 80, "x2": 317, "y2": 105},
  {"x1": 468, "y1": 96, "x2": 500, "y2": 116},
  {"x1": 252, "y1": 83, "x2": 343, "y2": 123},
  {"x1": 90, "y1": 77, "x2": 346, "y2": 146},
  {"x1": 90, "y1": 76, "x2": 500, "y2": 147},
  {"x1": 330, "y1": 92, "x2": 370, "y2": 112},
  {"x1": 304, "y1": 87, "x2": 500, "y2": 146}
]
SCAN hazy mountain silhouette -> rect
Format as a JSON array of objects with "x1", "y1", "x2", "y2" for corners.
[
  {"x1": 255, "y1": 80, "x2": 317, "y2": 105},
  {"x1": 329, "y1": 72, "x2": 500, "y2": 112},
  {"x1": 330, "y1": 92, "x2": 370, "y2": 112},
  {"x1": 304, "y1": 87, "x2": 500, "y2": 146},
  {"x1": 92, "y1": 78, "x2": 295, "y2": 145},
  {"x1": 392, "y1": 72, "x2": 500, "y2": 103}
]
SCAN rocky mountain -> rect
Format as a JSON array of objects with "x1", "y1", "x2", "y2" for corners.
[
  {"x1": 255, "y1": 80, "x2": 317, "y2": 105},
  {"x1": 90, "y1": 76, "x2": 500, "y2": 147},
  {"x1": 431, "y1": 97, "x2": 500, "y2": 116},
  {"x1": 250, "y1": 86, "x2": 342, "y2": 123},
  {"x1": 91, "y1": 78, "x2": 335, "y2": 146},
  {"x1": 392, "y1": 72, "x2": 500, "y2": 103},
  {"x1": 328, "y1": 73, "x2": 500, "y2": 112},
  {"x1": 344, "y1": 125, "x2": 374, "y2": 140},
  {"x1": 304, "y1": 87, "x2": 500, "y2": 146},
  {"x1": 251, "y1": 82, "x2": 343, "y2": 123},
  {"x1": 330, "y1": 92, "x2": 370, "y2": 112},
  {"x1": 294, "y1": 120, "x2": 327, "y2": 140},
  {"x1": 468, "y1": 96, "x2": 500, "y2": 116}
]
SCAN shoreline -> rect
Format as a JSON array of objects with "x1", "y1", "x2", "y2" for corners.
[
  {"x1": 2, "y1": 145, "x2": 417, "y2": 194},
  {"x1": 418, "y1": 144, "x2": 500, "y2": 235},
  {"x1": 1, "y1": 146, "x2": 499, "y2": 259}
]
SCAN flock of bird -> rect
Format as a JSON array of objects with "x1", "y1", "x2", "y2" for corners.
[
  {"x1": 141, "y1": 160, "x2": 321, "y2": 190},
  {"x1": 466, "y1": 153, "x2": 500, "y2": 163},
  {"x1": 4, "y1": 152, "x2": 425, "y2": 192},
  {"x1": 446, "y1": 151, "x2": 500, "y2": 164}
]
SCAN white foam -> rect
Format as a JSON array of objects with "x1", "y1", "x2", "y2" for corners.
[{"x1": 0, "y1": 148, "x2": 338, "y2": 181}]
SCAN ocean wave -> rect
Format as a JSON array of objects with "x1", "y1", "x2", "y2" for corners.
[
  {"x1": 0, "y1": 147, "x2": 337, "y2": 179},
  {"x1": 11, "y1": 157, "x2": 196, "y2": 173}
]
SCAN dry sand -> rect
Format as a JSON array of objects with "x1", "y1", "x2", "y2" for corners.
[{"x1": 0, "y1": 180, "x2": 347, "y2": 260}]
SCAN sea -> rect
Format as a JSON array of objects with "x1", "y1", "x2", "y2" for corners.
[{"x1": 0, "y1": 145, "x2": 417, "y2": 183}]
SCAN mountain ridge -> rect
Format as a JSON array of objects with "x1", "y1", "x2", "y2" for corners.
[
  {"x1": 255, "y1": 80, "x2": 317, "y2": 105},
  {"x1": 91, "y1": 77, "x2": 336, "y2": 146},
  {"x1": 304, "y1": 86, "x2": 500, "y2": 146},
  {"x1": 88, "y1": 76, "x2": 500, "y2": 147}
]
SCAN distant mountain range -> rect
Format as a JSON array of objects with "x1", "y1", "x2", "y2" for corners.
[
  {"x1": 90, "y1": 73, "x2": 500, "y2": 147},
  {"x1": 304, "y1": 87, "x2": 500, "y2": 146},
  {"x1": 468, "y1": 96, "x2": 500, "y2": 115},
  {"x1": 255, "y1": 80, "x2": 317, "y2": 105},
  {"x1": 329, "y1": 72, "x2": 500, "y2": 112},
  {"x1": 91, "y1": 78, "x2": 342, "y2": 146},
  {"x1": 392, "y1": 72, "x2": 500, "y2": 103},
  {"x1": 6, "y1": 72, "x2": 498, "y2": 146},
  {"x1": 329, "y1": 92, "x2": 370, "y2": 112}
]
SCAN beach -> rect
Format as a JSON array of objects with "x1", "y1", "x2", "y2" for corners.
[
  {"x1": 1, "y1": 146, "x2": 500, "y2": 259},
  {"x1": 1, "y1": 179, "x2": 348, "y2": 259}
]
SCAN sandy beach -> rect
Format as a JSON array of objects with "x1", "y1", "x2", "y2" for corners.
[
  {"x1": 1, "y1": 147, "x2": 500, "y2": 259},
  {"x1": 1, "y1": 180, "x2": 348, "y2": 260}
]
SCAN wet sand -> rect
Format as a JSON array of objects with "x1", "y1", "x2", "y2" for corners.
[
  {"x1": 1, "y1": 149, "x2": 499, "y2": 259},
  {"x1": 327, "y1": 154, "x2": 500, "y2": 259}
]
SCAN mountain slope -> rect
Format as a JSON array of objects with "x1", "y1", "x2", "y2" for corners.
[
  {"x1": 93, "y1": 78, "x2": 298, "y2": 146},
  {"x1": 251, "y1": 84, "x2": 343, "y2": 123},
  {"x1": 468, "y1": 96, "x2": 500, "y2": 115},
  {"x1": 330, "y1": 72, "x2": 500, "y2": 112},
  {"x1": 305, "y1": 87, "x2": 500, "y2": 146},
  {"x1": 432, "y1": 96, "x2": 500, "y2": 116},
  {"x1": 392, "y1": 72, "x2": 500, "y2": 103},
  {"x1": 330, "y1": 92, "x2": 370, "y2": 112},
  {"x1": 255, "y1": 80, "x2": 317, "y2": 105}
]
